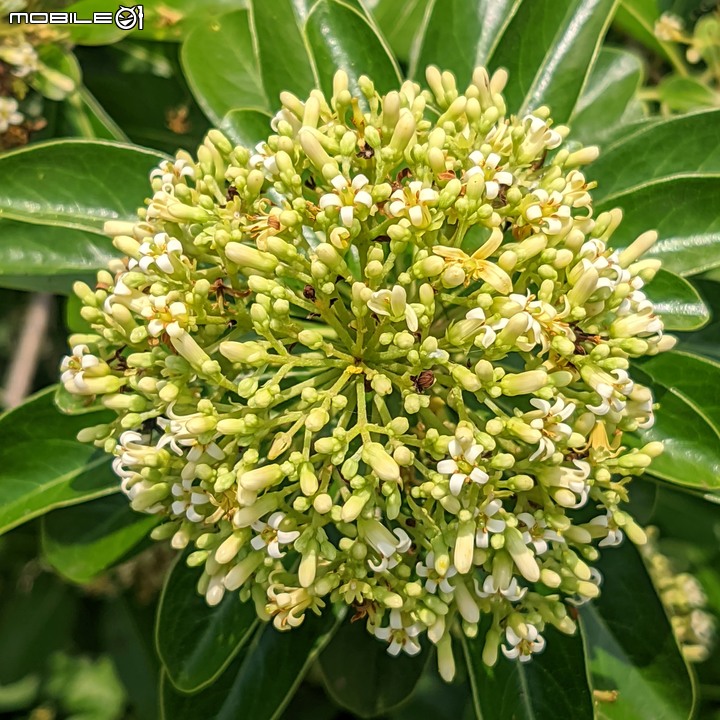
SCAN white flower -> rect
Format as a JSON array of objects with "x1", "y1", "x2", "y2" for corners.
[
  {"x1": 517, "y1": 512, "x2": 564, "y2": 555},
  {"x1": 586, "y1": 368, "x2": 634, "y2": 416},
  {"x1": 590, "y1": 511, "x2": 624, "y2": 547},
  {"x1": 501, "y1": 624, "x2": 546, "y2": 662},
  {"x1": 437, "y1": 433, "x2": 489, "y2": 496},
  {"x1": 373, "y1": 610, "x2": 423, "y2": 656},
  {"x1": 251, "y1": 512, "x2": 300, "y2": 558},
  {"x1": 525, "y1": 189, "x2": 571, "y2": 235},
  {"x1": 527, "y1": 397, "x2": 575, "y2": 461},
  {"x1": 523, "y1": 114, "x2": 563, "y2": 154},
  {"x1": 367, "y1": 285, "x2": 419, "y2": 332},
  {"x1": 0, "y1": 97, "x2": 24, "y2": 133},
  {"x1": 140, "y1": 295, "x2": 189, "y2": 337},
  {"x1": 249, "y1": 141, "x2": 279, "y2": 176},
  {"x1": 360, "y1": 518, "x2": 411, "y2": 573},
  {"x1": 475, "y1": 575, "x2": 527, "y2": 602},
  {"x1": 474, "y1": 499, "x2": 506, "y2": 548},
  {"x1": 150, "y1": 158, "x2": 195, "y2": 185},
  {"x1": 318, "y1": 174, "x2": 374, "y2": 226},
  {"x1": 416, "y1": 551, "x2": 458, "y2": 594},
  {"x1": 0, "y1": 41, "x2": 38, "y2": 77},
  {"x1": 465, "y1": 150, "x2": 514, "y2": 199},
  {"x1": 136, "y1": 232, "x2": 185, "y2": 274},
  {"x1": 388, "y1": 180, "x2": 438, "y2": 228}
]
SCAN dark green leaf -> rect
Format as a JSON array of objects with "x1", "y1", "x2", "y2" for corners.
[
  {"x1": 221, "y1": 109, "x2": 272, "y2": 148},
  {"x1": 591, "y1": 109, "x2": 720, "y2": 203},
  {"x1": 580, "y1": 541, "x2": 696, "y2": 720},
  {"x1": 155, "y1": 553, "x2": 257, "y2": 693},
  {"x1": 631, "y1": 364, "x2": 720, "y2": 490},
  {"x1": 250, "y1": 0, "x2": 317, "y2": 103},
  {"x1": 161, "y1": 608, "x2": 344, "y2": 719},
  {"x1": 679, "y1": 278, "x2": 720, "y2": 362},
  {"x1": 0, "y1": 388, "x2": 117, "y2": 535},
  {"x1": 489, "y1": 0, "x2": 617, "y2": 121},
  {"x1": 645, "y1": 269, "x2": 709, "y2": 331},
  {"x1": 181, "y1": 10, "x2": 268, "y2": 124},
  {"x1": 0, "y1": 140, "x2": 166, "y2": 233},
  {"x1": 570, "y1": 47, "x2": 644, "y2": 146},
  {"x1": 411, "y1": 0, "x2": 523, "y2": 84},
  {"x1": 304, "y1": 0, "x2": 401, "y2": 99},
  {"x1": 0, "y1": 573, "x2": 77, "y2": 689},
  {"x1": 61, "y1": 87, "x2": 130, "y2": 143},
  {"x1": 319, "y1": 617, "x2": 429, "y2": 717},
  {"x1": 601, "y1": 177, "x2": 720, "y2": 276},
  {"x1": 41, "y1": 494, "x2": 158, "y2": 584},
  {"x1": 463, "y1": 625, "x2": 593, "y2": 720},
  {"x1": 657, "y1": 76, "x2": 719, "y2": 113},
  {"x1": 0, "y1": 219, "x2": 118, "y2": 292}
]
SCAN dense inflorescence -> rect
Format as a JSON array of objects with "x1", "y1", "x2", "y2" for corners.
[
  {"x1": 0, "y1": 0, "x2": 74, "y2": 149},
  {"x1": 60, "y1": 65, "x2": 673, "y2": 678}
]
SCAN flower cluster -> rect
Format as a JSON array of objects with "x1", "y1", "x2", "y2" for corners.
[
  {"x1": 61, "y1": 65, "x2": 672, "y2": 679},
  {"x1": 0, "y1": 0, "x2": 74, "y2": 149},
  {"x1": 640, "y1": 527, "x2": 715, "y2": 663}
]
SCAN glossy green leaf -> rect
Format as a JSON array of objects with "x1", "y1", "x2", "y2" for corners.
[
  {"x1": 319, "y1": 617, "x2": 429, "y2": 717},
  {"x1": 250, "y1": 0, "x2": 318, "y2": 103},
  {"x1": 0, "y1": 140, "x2": 165, "y2": 233},
  {"x1": 591, "y1": 109, "x2": 720, "y2": 203},
  {"x1": 155, "y1": 554, "x2": 257, "y2": 693},
  {"x1": 62, "y1": 0, "x2": 131, "y2": 45},
  {"x1": 0, "y1": 219, "x2": 118, "y2": 292},
  {"x1": 601, "y1": 177, "x2": 720, "y2": 276},
  {"x1": 221, "y1": 109, "x2": 273, "y2": 148},
  {"x1": 0, "y1": 388, "x2": 117, "y2": 536},
  {"x1": 489, "y1": 0, "x2": 617, "y2": 122},
  {"x1": 304, "y1": 0, "x2": 401, "y2": 99},
  {"x1": 679, "y1": 278, "x2": 720, "y2": 362},
  {"x1": 369, "y1": 0, "x2": 430, "y2": 64},
  {"x1": 570, "y1": 47, "x2": 644, "y2": 145},
  {"x1": 182, "y1": 10, "x2": 268, "y2": 125},
  {"x1": 411, "y1": 0, "x2": 523, "y2": 83},
  {"x1": 580, "y1": 541, "x2": 696, "y2": 720},
  {"x1": 463, "y1": 625, "x2": 593, "y2": 720},
  {"x1": 631, "y1": 365, "x2": 720, "y2": 490},
  {"x1": 657, "y1": 76, "x2": 720, "y2": 113},
  {"x1": 645, "y1": 269, "x2": 710, "y2": 331},
  {"x1": 641, "y1": 351, "x2": 720, "y2": 430},
  {"x1": 41, "y1": 494, "x2": 157, "y2": 584},
  {"x1": 160, "y1": 608, "x2": 343, "y2": 720}
]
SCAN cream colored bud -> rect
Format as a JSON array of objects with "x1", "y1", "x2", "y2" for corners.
[
  {"x1": 240, "y1": 464, "x2": 283, "y2": 491},
  {"x1": 362, "y1": 442, "x2": 400, "y2": 482}
]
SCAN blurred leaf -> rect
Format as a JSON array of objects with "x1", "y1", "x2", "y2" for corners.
[
  {"x1": 77, "y1": 45, "x2": 208, "y2": 155},
  {"x1": 0, "y1": 219, "x2": 119, "y2": 293},
  {"x1": 580, "y1": 540, "x2": 696, "y2": 720},
  {"x1": 0, "y1": 573, "x2": 77, "y2": 689},
  {"x1": 102, "y1": 597, "x2": 160, "y2": 720},
  {"x1": 631, "y1": 362, "x2": 720, "y2": 490},
  {"x1": 601, "y1": 178, "x2": 720, "y2": 276},
  {"x1": 161, "y1": 608, "x2": 344, "y2": 720},
  {"x1": 303, "y1": 0, "x2": 401, "y2": 99},
  {"x1": 41, "y1": 494, "x2": 158, "y2": 584},
  {"x1": 463, "y1": 625, "x2": 593, "y2": 720},
  {"x1": 155, "y1": 553, "x2": 257, "y2": 693},
  {"x1": 570, "y1": 47, "x2": 644, "y2": 145},
  {"x1": 62, "y1": 0, "x2": 131, "y2": 45},
  {"x1": 0, "y1": 140, "x2": 166, "y2": 233},
  {"x1": 614, "y1": 0, "x2": 688, "y2": 69},
  {"x1": 45, "y1": 653, "x2": 126, "y2": 720},
  {"x1": 0, "y1": 388, "x2": 117, "y2": 535},
  {"x1": 591, "y1": 109, "x2": 720, "y2": 203},
  {"x1": 489, "y1": 0, "x2": 617, "y2": 122},
  {"x1": 60, "y1": 87, "x2": 130, "y2": 142},
  {"x1": 369, "y1": 0, "x2": 430, "y2": 64},
  {"x1": 319, "y1": 617, "x2": 429, "y2": 717},
  {"x1": 645, "y1": 269, "x2": 710, "y2": 331},
  {"x1": 31, "y1": 45, "x2": 80, "y2": 101},
  {"x1": 411, "y1": 0, "x2": 522, "y2": 83},
  {"x1": 657, "y1": 76, "x2": 720, "y2": 113},
  {"x1": 221, "y1": 109, "x2": 272, "y2": 148},
  {"x1": 182, "y1": 10, "x2": 268, "y2": 124}
]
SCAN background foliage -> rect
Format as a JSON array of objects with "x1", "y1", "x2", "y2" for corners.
[{"x1": 1, "y1": 1, "x2": 719, "y2": 718}]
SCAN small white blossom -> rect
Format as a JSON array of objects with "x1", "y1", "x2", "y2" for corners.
[
  {"x1": 501, "y1": 624, "x2": 546, "y2": 662},
  {"x1": 437, "y1": 434, "x2": 489, "y2": 496}
]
